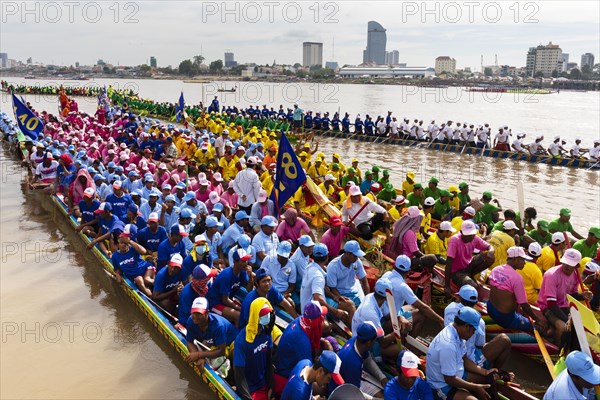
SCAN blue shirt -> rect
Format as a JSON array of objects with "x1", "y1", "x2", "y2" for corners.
[
  {"x1": 384, "y1": 377, "x2": 433, "y2": 400},
  {"x1": 239, "y1": 287, "x2": 284, "y2": 328},
  {"x1": 261, "y1": 255, "x2": 296, "y2": 294},
  {"x1": 137, "y1": 226, "x2": 168, "y2": 253},
  {"x1": 300, "y1": 262, "x2": 326, "y2": 311},
  {"x1": 157, "y1": 239, "x2": 187, "y2": 270},
  {"x1": 220, "y1": 223, "x2": 245, "y2": 255},
  {"x1": 178, "y1": 283, "x2": 200, "y2": 323},
  {"x1": 251, "y1": 231, "x2": 279, "y2": 267},
  {"x1": 543, "y1": 368, "x2": 595, "y2": 400},
  {"x1": 326, "y1": 255, "x2": 366, "y2": 293},
  {"x1": 443, "y1": 302, "x2": 485, "y2": 363},
  {"x1": 381, "y1": 270, "x2": 418, "y2": 307},
  {"x1": 351, "y1": 293, "x2": 389, "y2": 336},
  {"x1": 105, "y1": 193, "x2": 133, "y2": 220},
  {"x1": 140, "y1": 201, "x2": 162, "y2": 221},
  {"x1": 153, "y1": 266, "x2": 188, "y2": 293},
  {"x1": 99, "y1": 214, "x2": 119, "y2": 236},
  {"x1": 111, "y1": 247, "x2": 150, "y2": 280},
  {"x1": 185, "y1": 314, "x2": 238, "y2": 348},
  {"x1": 78, "y1": 199, "x2": 100, "y2": 223},
  {"x1": 337, "y1": 337, "x2": 369, "y2": 388},
  {"x1": 205, "y1": 267, "x2": 249, "y2": 308},
  {"x1": 275, "y1": 317, "x2": 312, "y2": 378},
  {"x1": 233, "y1": 327, "x2": 273, "y2": 393},
  {"x1": 281, "y1": 359, "x2": 313, "y2": 400},
  {"x1": 289, "y1": 248, "x2": 310, "y2": 285},
  {"x1": 426, "y1": 324, "x2": 467, "y2": 390},
  {"x1": 181, "y1": 252, "x2": 212, "y2": 277}
]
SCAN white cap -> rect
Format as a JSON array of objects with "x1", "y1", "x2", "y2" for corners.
[
  {"x1": 528, "y1": 242, "x2": 542, "y2": 257},
  {"x1": 349, "y1": 186, "x2": 361, "y2": 196},
  {"x1": 83, "y1": 187, "x2": 95, "y2": 198},
  {"x1": 560, "y1": 248, "x2": 582, "y2": 267},
  {"x1": 461, "y1": 220, "x2": 478, "y2": 236},
  {"x1": 257, "y1": 189, "x2": 268, "y2": 203},
  {"x1": 169, "y1": 253, "x2": 183, "y2": 266},
  {"x1": 551, "y1": 232, "x2": 566, "y2": 244},
  {"x1": 503, "y1": 220, "x2": 518, "y2": 230},
  {"x1": 439, "y1": 221, "x2": 456, "y2": 232},
  {"x1": 507, "y1": 246, "x2": 532, "y2": 261},
  {"x1": 464, "y1": 206, "x2": 476, "y2": 216},
  {"x1": 424, "y1": 197, "x2": 435, "y2": 206},
  {"x1": 325, "y1": 174, "x2": 335, "y2": 181}
]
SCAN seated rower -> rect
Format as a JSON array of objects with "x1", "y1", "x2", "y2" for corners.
[
  {"x1": 227, "y1": 234, "x2": 257, "y2": 270},
  {"x1": 156, "y1": 224, "x2": 188, "y2": 270},
  {"x1": 351, "y1": 278, "x2": 401, "y2": 362},
  {"x1": 206, "y1": 248, "x2": 255, "y2": 327},
  {"x1": 238, "y1": 268, "x2": 297, "y2": 329},
  {"x1": 331, "y1": 322, "x2": 389, "y2": 398},
  {"x1": 152, "y1": 253, "x2": 188, "y2": 314},
  {"x1": 261, "y1": 241, "x2": 298, "y2": 304},
  {"x1": 276, "y1": 208, "x2": 316, "y2": 246},
  {"x1": 326, "y1": 240, "x2": 371, "y2": 308},
  {"x1": 382, "y1": 255, "x2": 444, "y2": 337},
  {"x1": 281, "y1": 350, "x2": 344, "y2": 400},
  {"x1": 427, "y1": 307, "x2": 497, "y2": 400},
  {"x1": 111, "y1": 230, "x2": 155, "y2": 297},
  {"x1": 178, "y1": 264, "x2": 218, "y2": 324},
  {"x1": 342, "y1": 185, "x2": 390, "y2": 241},
  {"x1": 252, "y1": 216, "x2": 280, "y2": 268},
  {"x1": 487, "y1": 246, "x2": 547, "y2": 334},
  {"x1": 544, "y1": 350, "x2": 600, "y2": 400},
  {"x1": 233, "y1": 299, "x2": 276, "y2": 400},
  {"x1": 136, "y1": 212, "x2": 168, "y2": 263},
  {"x1": 75, "y1": 187, "x2": 100, "y2": 237},
  {"x1": 319, "y1": 215, "x2": 350, "y2": 257},
  {"x1": 182, "y1": 236, "x2": 212, "y2": 278},
  {"x1": 87, "y1": 202, "x2": 120, "y2": 257},
  {"x1": 537, "y1": 249, "x2": 593, "y2": 344},
  {"x1": 536, "y1": 232, "x2": 568, "y2": 273},
  {"x1": 516, "y1": 242, "x2": 544, "y2": 305},
  {"x1": 384, "y1": 350, "x2": 433, "y2": 400},
  {"x1": 424, "y1": 221, "x2": 455, "y2": 266},
  {"x1": 389, "y1": 206, "x2": 438, "y2": 272},
  {"x1": 274, "y1": 302, "x2": 331, "y2": 396},
  {"x1": 184, "y1": 297, "x2": 238, "y2": 375},
  {"x1": 289, "y1": 235, "x2": 315, "y2": 305}
]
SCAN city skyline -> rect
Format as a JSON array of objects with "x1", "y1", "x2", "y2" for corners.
[{"x1": 1, "y1": 1, "x2": 598, "y2": 70}]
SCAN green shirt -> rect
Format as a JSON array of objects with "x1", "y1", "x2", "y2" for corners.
[
  {"x1": 423, "y1": 187, "x2": 440, "y2": 200},
  {"x1": 341, "y1": 175, "x2": 360, "y2": 187},
  {"x1": 548, "y1": 218, "x2": 574, "y2": 234},
  {"x1": 475, "y1": 203, "x2": 499, "y2": 227},
  {"x1": 573, "y1": 239, "x2": 599, "y2": 259},
  {"x1": 407, "y1": 193, "x2": 424, "y2": 207},
  {"x1": 527, "y1": 229, "x2": 552, "y2": 246},
  {"x1": 458, "y1": 193, "x2": 471, "y2": 208},
  {"x1": 432, "y1": 199, "x2": 451, "y2": 220}
]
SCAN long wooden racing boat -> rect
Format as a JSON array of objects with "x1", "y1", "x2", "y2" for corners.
[{"x1": 312, "y1": 130, "x2": 600, "y2": 170}]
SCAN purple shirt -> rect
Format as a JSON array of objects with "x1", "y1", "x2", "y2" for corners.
[{"x1": 447, "y1": 234, "x2": 490, "y2": 273}]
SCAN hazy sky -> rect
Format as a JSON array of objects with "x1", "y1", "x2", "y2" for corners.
[{"x1": 1, "y1": 1, "x2": 598, "y2": 70}]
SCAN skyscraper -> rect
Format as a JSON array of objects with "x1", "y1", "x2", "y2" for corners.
[
  {"x1": 0, "y1": 53, "x2": 8, "y2": 68},
  {"x1": 224, "y1": 52, "x2": 237, "y2": 67},
  {"x1": 581, "y1": 53, "x2": 595, "y2": 70},
  {"x1": 362, "y1": 21, "x2": 386, "y2": 65},
  {"x1": 525, "y1": 42, "x2": 562, "y2": 77},
  {"x1": 385, "y1": 50, "x2": 399, "y2": 65},
  {"x1": 150, "y1": 56, "x2": 157, "y2": 68},
  {"x1": 303, "y1": 42, "x2": 323, "y2": 67}
]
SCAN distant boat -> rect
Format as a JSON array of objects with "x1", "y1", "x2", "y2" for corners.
[
  {"x1": 75, "y1": 75, "x2": 89, "y2": 81},
  {"x1": 217, "y1": 87, "x2": 236, "y2": 93},
  {"x1": 24, "y1": 75, "x2": 36, "y2": 79}
]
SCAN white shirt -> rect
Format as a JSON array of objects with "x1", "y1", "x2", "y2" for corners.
[
  {"x1": 589, "y1": 145, "x2": 600, "y2": 159},
  {"x1": 495, "y1": 131, "x2": 509, "y2": 144},
  {"x1": 389, "y1": 121, "x2": 399, "y2": 135},
  {"x1": 376, "y1": 120, "x2": 387, "y2": 134},
  {"x1": 548, "y1": 142, "x2": 561, "y2": 156},
  {"x1": 351, "y1": 293, "x2": 390, "y2": 336},
  {"x1": 233, "y1": 168, "x2": 260, "y2": 207},
  {"x1": 300, "y1": 262, "x2": 326, "y2": 311},
  {"x1": 341, "y1": 197, "x2": 386, "y2": 227},
  {"x1": 35, "y1": 160, "x2": 59, "y2": 180},
  {"x1": 571, "y1": 144, "x2": 581, "y2": 157},
  {"x1": 512, "y1": 138, "x2": 524, "y2": 151}
]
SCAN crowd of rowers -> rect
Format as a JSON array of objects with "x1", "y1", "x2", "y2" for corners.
[
  {"x1": 3, "y1": 98, "x2": 599, "y2": 400},
  {"x1": 0, "y1": 80, "x2": 130, "y2": 97}
]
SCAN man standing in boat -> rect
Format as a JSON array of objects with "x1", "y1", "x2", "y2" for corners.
[{"x1": 342, "y1": 185, "x2": 390, "y2": 241}]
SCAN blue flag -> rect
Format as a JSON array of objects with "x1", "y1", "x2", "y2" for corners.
[
  {"x1": 270, "y1": 131, "x2": 306, "y2": 211},
  {"x1": 12, "y1": 94, "x2": 43, "y2": 141},
  {"x1": 176, "y1": 91, "x2": 185, "y2": 122}
]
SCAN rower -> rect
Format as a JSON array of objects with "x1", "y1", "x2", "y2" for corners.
[
  {"x1": 517, "y1": 242, "x2": 544, "y2": 305},
  {"x1": 249, "y1": 189, "x2": 276, "y2": 234},
  {"x1": 233, "y1": 299, "x2": 276, "y2": 400},
  {"x1": 206, "y1": 248, "x2": 255, "y2": 327},
  {"x1": 524, "y1": 219, "x2": 551, "y2": 246},
  {"x1": 178, "y1": 264, "x2": 218, "y2": 323},
  {"x1": 389, "y1": 206, "x2": 437, "y2": 271},
  {"x1": 573, "y1": 226, "x2": 600, "y2": 258},
  {"x1": 227, "y1": 234, "x2": 257, "y2": 270},
  {"x1": 474, "y1": 191, "x2": 501, "y2": 228},
  {"x1": 260, "y1": 241, "x2": 298, "y2": 303},
  {"x1": 382, "y1": 255, "x2": 444, "y2": 336},
  {"x1": 570, "y1": 137, "x2": 588, "y2": 159},
  {"x1": 538, "y1": 249, "x2": 593, "y2": 343},
  {"x1": 424, "y1": 221, "x2": 455, "y2": 265},
  {"x1": 487, "y1": 247, "x2": 547, "y2": 333},
  {"x1": 528, "y1": 135, "x2": 547, "y2": 155},
  {"x1": 184, "y1": 297, "x2": 237, "y2": 374},
  {"x1": 326, "y1": 240, "x2": 370, "y2": 308},
  {"x1": 289, "y1": 235, "x2": 315, "y2": 304},
  {"x1": 152, "y1": 253, "x2": 188, "y2": 313},
  {"x1": 276, "y1": 208, "x2": 316, "y2": 245},
  {"x1": 75, "y1": 187, "x2": 101, "y2": 237},
  {"x1": 485, "y1": 220, "x2": 519, "y2": 270},
  {"x1": 156, "y1": 224, "x2": 188, "y2": 270},
  {"x1": 589, "y1": 139, "x2": 600, "y2": 161},
  {"x1": 251, "y1": 216, "x2": 280, "y2": 267},
  {"x1": 427, "y1": 307, "x2": 496, "y2": 400},
  {"x1": 87, "y1": 202, "x2": 119, "y2": 257},
  {"x1": 543, "y1": 351, "x2": 600, "y2": 400},
  {"x1": 511, "y1": 133, "x2": 527, "y2": 153},
  {"x1": 431, "y1": 189, "x2": 454, "y2": 221},
  {"x1": 451, "y1": 206, "x2": 477, "y2": 234},
  {"x1": 536, "y1": 232, "x2": 568, "y2": 273},
  {"x1": 401, "y1": 171, "x2": 416, "y2": 197},
  {"x1": 423, "y1": 177, "x2": 440, "y2": 200},
  {"x1": 136, "y1": 212, "x2": 168, "y2": 261},
  {"x1": 547, "y1": 207, "x2": 584, "y2": 241},
  {"x1": 406, "y1": 182, "x2": 424, "y2": 208},
  {"x1": 332, "y1": 321, "x2": 389, "y2": 398},
  {"x1": 274, "y1": 302, "x2": 331, "y2": 395},
  {"x1": 444, "y1": 220, "x2": 495, "y2": 297},
  {"x1": 182, "y1": 236, "x2": 212, "y2": 277},
  {"x1": 199, "y1": 216, "x2": 223, "y2": 266},
  {"x1": 342, "y1": 185, "x2": 390, "y2": 241},
  {"x1": 387, "y1": 195, "x2": 407, "y2": 222},
  {"x1": 281, "y1": 350, "x2": 344, "y2": 400},
  {"x1": 111, "y1": 230, "x2": 155, "y2": 297},
  {"x1": 384, "y1": 350, "x2": 433, "y2": 400}
]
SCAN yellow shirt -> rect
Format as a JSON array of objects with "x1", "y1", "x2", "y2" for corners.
[
  {"x1": 307, "y1": 164, "x2": 328, "y2": 181},
  {"x1": 184, "y1": 143, "x2": 197, "y2": 160},
  {"x1": 194, "y1": 148, "x2": 215, "y2": 166},
  {"x1": 449, "y1": 195, "x2": 460, "y2": 211},
  {"x1": 389, "y1": 206, "x2": 400, "y2": 222},
  {"x1": 536, "y1": 246, "x2": 561, "y2": 273},
  {"x1": 402, "y1": 180, "x2": 414, "y2": 196},
  {"x1": 517, "y1": 261, "x2": 543, "y2": 304},
  {"x1": 352, "y1": 166, "x2": 363, "y2": 181},
  {"x1": 332, "y1": 160, "x2": 346, "y2": 174},
  {"x1": 318, "y1": 182, "x2": 336, "y2": 197},
  {"x1": 487, "y1": 230, "x2": 515, "y2": 269},
  {"x1": 299, "y1": 158, "x2": 312, "y2": 171},
  {"x1": 420, "y1": 213, "x2": 432, "y2": 240},
  {"x1": 219, "y1": 157, "x2": 238, "y2": 180},
  {"x1": 425, "y1": 232, "x2": 449, "y2": 258},
  {"x1": 262, "y1": 176, "x2": 275, "y2": 196}
]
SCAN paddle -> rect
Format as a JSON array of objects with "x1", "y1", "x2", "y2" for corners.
[
  {"x1": 587, "y1": 161, "x2": 599, "y2": 171},
  {"x1": 530, "y1": 316, "x2": 556, "y2": 379},
  {"x1": 517, "y1": 181, "x2": 525, "y2": 233},
  {"x1": 385, "y1": 288, "x2": 403, "y2": 347}
]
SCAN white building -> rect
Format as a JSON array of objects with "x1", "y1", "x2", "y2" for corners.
[
  {"x1": 302, "y1": 42, "x2": 323, "y2": 68},
  {"x1": 385, "y1": 50, "x2": 399, "y2": 65},
  {"x1": 526, "y1": 42, "x2": 563, "y2": 77},
  {"x1": 435, "y1": 56, "x2": 456, "y2": 74},
  {"x1": 339, "y1": 66, "x2": 435, "y2": 78}
]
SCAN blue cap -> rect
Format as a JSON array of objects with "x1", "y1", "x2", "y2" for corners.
[
  {"x1": 260, "y1": 216, "x2": 277, "y2": 227},
  {"x1": 170, "y1": 224, "x2": 189, "y2": 237},
  {"x1": 165, "y1": 194, "x2": 176, "y2": 202},
  {"x1": 128, "y1": 170, "x2": 138, "y2": 177},
  {"x1": 457, "y1": 285, "x2": 479, "y2": 303},
  {"x1": 565, "y1": 351, "x2": 600, "y2": 385},
  {"x1": 94, "y1": 175, "x2": 104, "y2": 181},
  {"x1": 313, "y1": 243, "x2": 329, "y2": 257},
  {"x1": 356, "y1": 321, "x2": 384, "y2": 340},
  {"x1": 374, "y1": 278, "x2": 392, "y2": 296},
  {"x1": 107, "y1": 162, "x2": 116, "y2": 168},
  {"x1": 344, "y1": 240, "x2": 365, "y2": 257},
  {"x1": 87, "y1": 167, "x2": 96, "y2": 174},
  {"x1": 235, "y1": 210, "x2": 250, "y2": 221},
  {"x1": 277, "y1": 241, "x2": 292, "y2": 258},
  {"x1": 127, "y1": 204, "x2": 139, "y2": 214},
  {"x1": 457, "y1": 307, "x2": 483, "y2": 334},
  {"x1": 144, "y1": 174, "x2": 154, "y2": 182},
  {"x1": 237, "y1": 234, "x2": 251, "y2": 249},
  {"x1": 303, "y1": 301, "x2": 327, "y2": 319},
  {"x1": 180, "y1": 208, "x2": 196, "y2": 219},
  {"x1": 192, "y1": 264, "x2": 216, "y2": 280},
  {"x1": 115, "y1": 166, "x2": 124, "y2": 173},
  {"x1": 394, "y1": 255, "x2": 411, "y2": 272},
  {"x1": 299, "y1": 235, "x2": 315, "y2": 247},
  {"x1": 148, "y1": 191, "x2": 159, "y2": 197},
  {"x1": 205, "y1": 216, "x2": 222, "y2": 228},
  {"x1": 255, "y1": 267, "x2": 270, "y2": 282},
  {"x1": 212, "y1": 203, "x2": 224, "y2": 212},
  {"x1": 67, "y1": 145, "x2": 75, "y2": 151},
  {"x1": 183, "y1": 191, "x2": 196, "y2": 202},
  {"x1": 162, "y1": 184, "x2": 172, "y2": 191},
  {"x1": 175, "y1": 182, "x2": 186, "y2": 190}
]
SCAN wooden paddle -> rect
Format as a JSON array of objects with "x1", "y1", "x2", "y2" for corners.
[
  {"x1": 530, "y1": 316, "x2": 556, "y2": 379},
  {"x1": 385, "y1": 288, "x2": 403, "y2": 347}
]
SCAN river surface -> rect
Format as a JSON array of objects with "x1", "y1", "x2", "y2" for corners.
[{"x1": 1, "y1": 77, "x2": 598, "y2": 399}]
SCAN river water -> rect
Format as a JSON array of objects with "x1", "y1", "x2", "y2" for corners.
[{"x1": 1, "y1": 77, "x2": 598, "y2": 398}]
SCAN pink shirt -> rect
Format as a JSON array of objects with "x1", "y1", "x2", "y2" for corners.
[
  {"x1": 320, "y1": 226, "x2": 350, "y2": 256},
  {"x1": 276, "y1": 218, "x2": 311, "y2": 242},
  {"x1": 220, "y1": 191, "x2": 238, "y2": 209},
  {"x1": 401, "y1": 230, "x2": 419, "y2": 258},
  {"x1": 447, "y1": 234, "x2": 490, "y2": 273},
  {"x1": 489, "y1": 264, "x2": 528, "y2": 304},
  {"x1": 537, "y1": 265, "x2": 579, "y2": 310}
]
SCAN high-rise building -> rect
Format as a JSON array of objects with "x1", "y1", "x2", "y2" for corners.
[
  {"x1": 435, "y1": 56, "x2": 456, "y2": 74},
  {"x1": 0, "y1": 53, "x2": 8, "y2": 68},
  {"x1": 385, "y1": 50, "x2": 399, "y2": 65},
  {"x1": 559, "y1": 53, "x2": 569, "y2": 72},
  {"x1": 224, "y1": 52, "x2": 237, "y2": 67},
  {"x1": 525, "y1": 42, "x2": 562, "y2": 77},
  {"x1": 302, "y1": 42, "x2": 323, "y2": 67},
  {"x1": 362, "y1": 21, "x2": 386, "y2": 65},
  {"x1": 325, "y1": 61, "x2": 339, "y2": 70},
  {"x1": 150, "y1": 56, "x2": 157, "y2": 68},
  {"x1": 581, "y1": 53, "x2": 595, "y2": 70}
]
